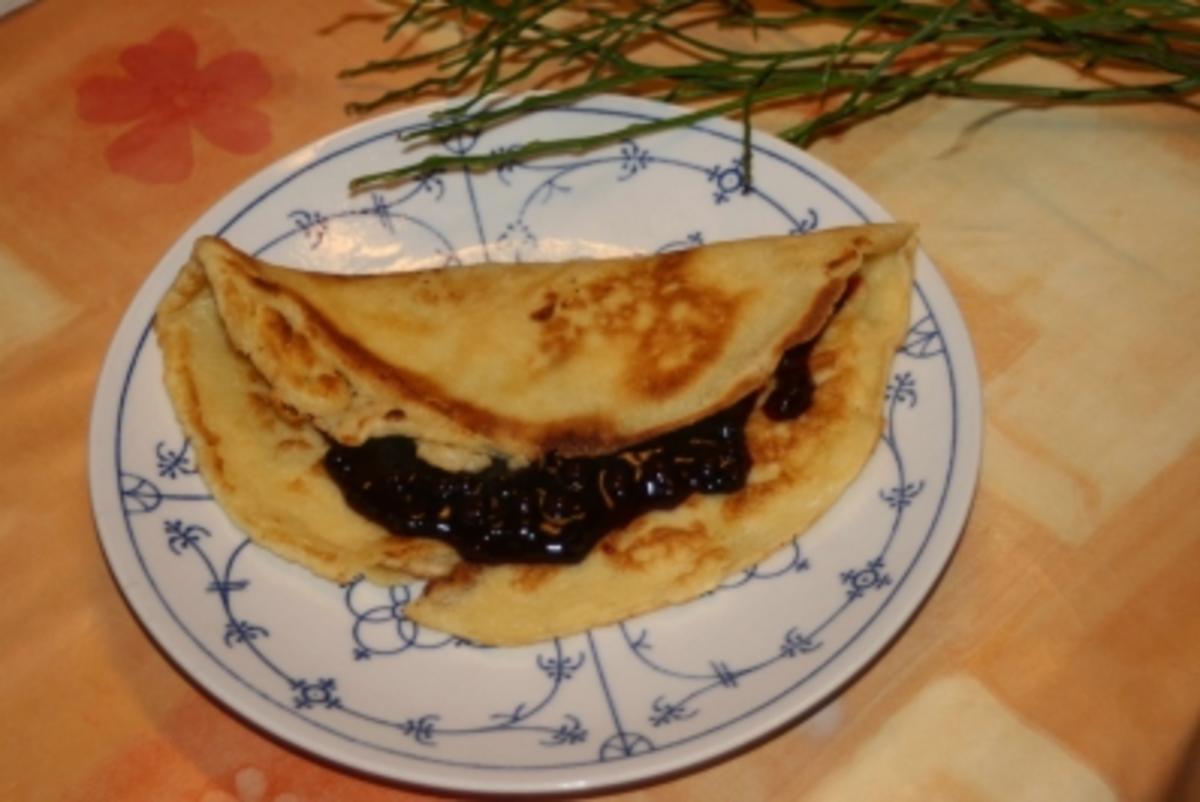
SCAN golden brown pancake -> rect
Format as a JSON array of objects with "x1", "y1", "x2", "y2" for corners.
[
  {"x1": 156, "y1": 224, "x2": 915, "y2": 643},
  {"x1": 197, "y1": 225, "x2": 913, "y2": 467}
]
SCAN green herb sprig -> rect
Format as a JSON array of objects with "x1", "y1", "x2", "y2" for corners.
[{"x1": 340, "y1": 0, "x2": 1200, "y2": 190}]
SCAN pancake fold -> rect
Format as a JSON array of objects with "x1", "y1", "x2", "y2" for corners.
[
  {"x1": 156, "y1": 224, "x2": 916, "y2": 644},
  {"x1": 198, "y1": 224, "x2": 913, "y2": 467}
]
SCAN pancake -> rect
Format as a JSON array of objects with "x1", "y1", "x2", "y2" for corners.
[
  {"x1": 155, "y1": 224, "x2": 916, "y2": 643},
  {"x1": 404, "y1": 230, "x2": 914, "y2": 643},
  {"x1": 196, "y1": 225, "x2": 913, "y2": 467},
  {"x1": 155, "y1": 260, "x2": 461, "y2": 584}
]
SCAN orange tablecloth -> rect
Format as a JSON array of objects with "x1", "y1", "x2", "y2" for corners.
[{"x1": 2, "y1": 2, "x2": 1198, "y2": 800}]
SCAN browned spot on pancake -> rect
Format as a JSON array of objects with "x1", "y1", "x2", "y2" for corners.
[
  {"x1": 317, "y1": 373, "x2": 344, "y2": 394},
  {"x1": 512, "y1": 564, "x2": 559, "y2": 593},
  {"x1": 247, "y1": 390, "x2": 278, "y2": 423},
  {"x1": 241, "y1": 363, "x2": 266, "y2": 384},
  {"x1": 824, "y1": 247, "x2": 860, "y2": 274},
  {"x1": 624, "y1": 251, "x2": 742, "y2": 399},
  {"x1": 536, "y1": 314, "x2": 582, "y2": 369},
  {"x1": 809, "y1": 348, "x2": 839, "y2": 375},
  {"x1": 582, "y1": 278, "x2": 615, "y2": 307},
  {"x1": 385, "y1": 408, "x2": 407, "y2": 422},
  {"x1": 842, "y1": 273, "x2": 863, "y2": 304},
  {"x1": 261, "y1": 308, "x2": 315, "y2": 368},
  {"x1": 530, "y1": 249, "x2": 745, "y2": 401},
  {"x1": 530, "y1": 292, "x2": 557, "y2": 322},
  {"x1": 274, "y1": 437, "x2": 312, "y2": 451},
  {"x1": 275, "y1": 401, "x2": 310, "y2": 429}
]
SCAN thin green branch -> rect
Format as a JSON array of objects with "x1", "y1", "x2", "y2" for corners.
[
  {"x1": 350, "y1": 93, "x2": 753, "y2": 190},
  {"x1": 338, "y1": 0, "x2": 1200, "y2": 189}
]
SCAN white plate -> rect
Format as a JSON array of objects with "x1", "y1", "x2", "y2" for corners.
[{"x1": 89, "y1": 95, "x2": 981, "y2": 795}]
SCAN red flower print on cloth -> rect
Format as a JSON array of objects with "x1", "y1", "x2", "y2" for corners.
[{"x1": 76, "y1": 29, "x2": 272, "y2": 184}]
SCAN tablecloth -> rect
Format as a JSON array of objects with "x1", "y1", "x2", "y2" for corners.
[{"x1": 1, "y1": 2, "x2": 1197, "y2": 800}]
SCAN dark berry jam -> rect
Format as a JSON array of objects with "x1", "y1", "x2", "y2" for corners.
[
  {"x1": 324, "y1": 342, "x2": 817, "y2": 564},
  {"x1": 762, "y1": 340, "x2": 816, "y2": 421}
]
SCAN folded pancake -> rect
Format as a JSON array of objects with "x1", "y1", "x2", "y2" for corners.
[
  {"x1": 404, "y1": 230, "x2": 914, "y2": 644},
  {"x1": 155, "y1": 260, "x2": 461, "y2": 583},
  {"x1": 156, "y1": 223, "x2": 916, "y2": 644},
  {"x1": 196, "y1": 224, "x2": 914, "y2": 467}
]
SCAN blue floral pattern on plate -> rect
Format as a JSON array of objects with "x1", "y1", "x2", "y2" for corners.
[{"x1": 89, "y1": 95, "x2": 981, "y2": 795}]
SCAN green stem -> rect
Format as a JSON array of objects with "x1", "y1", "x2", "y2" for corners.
[{"x1": 339, "y1": 0, "x2": 1200, "y2": 188}]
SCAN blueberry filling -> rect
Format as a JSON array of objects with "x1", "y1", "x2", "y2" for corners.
[{"x1": 323, "y1": 336, "x2": 819, "y2": 565}]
